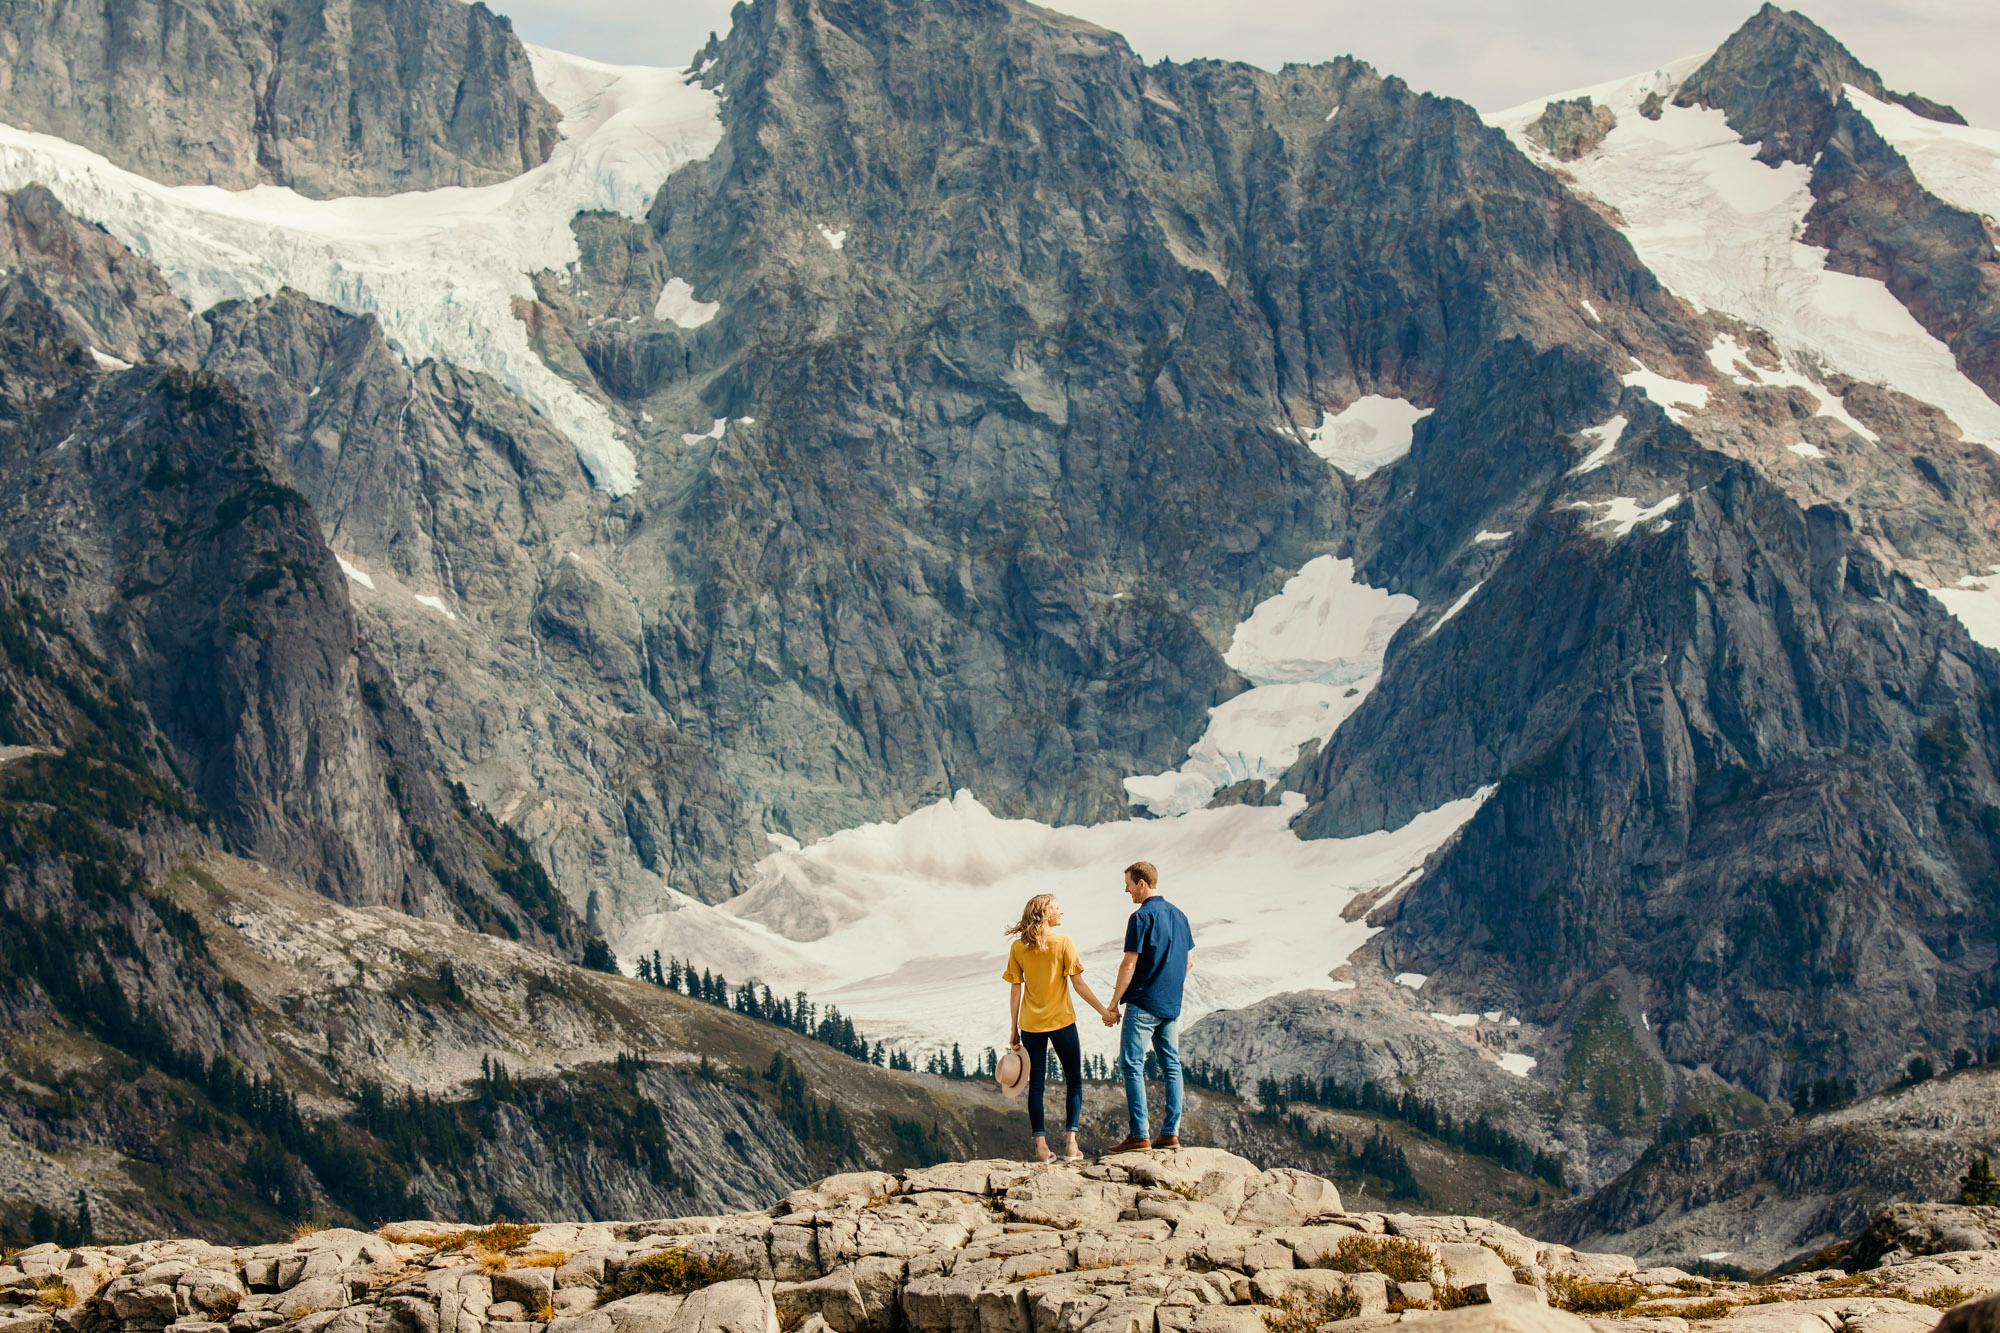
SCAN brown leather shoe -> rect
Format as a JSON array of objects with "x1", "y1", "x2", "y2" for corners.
[
  {"x1": 1154, "y1": 1134, "x2": 1181, "y2": 1149},
  {"x1": 1105, "y1": 1136, "x2": 1152, "y2": 1154}
]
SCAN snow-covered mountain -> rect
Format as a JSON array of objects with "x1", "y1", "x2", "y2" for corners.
[{"x1": 2, "y1": 0, "x2": 1998, "y2": 1240}]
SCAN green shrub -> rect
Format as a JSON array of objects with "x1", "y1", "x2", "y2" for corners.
[
  {"x1": 1315, "y1": 1235, "x2": 1437, "y2": 1284},
  {"x1": 1260, "y1": 1290, "x2": 1359, "y2": 1333},
  {"x1": 598, "y1": 1249, "x2": 735, "y2": 1305},
  {"x1": 1546, "y1": 1274, "x2": 1641, "y2": 1314},
  {"x1": 1915, "y1": 1286, "x2": 1975, "y2": 1310}
]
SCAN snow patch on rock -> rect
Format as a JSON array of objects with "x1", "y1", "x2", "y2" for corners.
[
  {"x1": 1123, "y1": 556, "x2": 1417, "y2": 817},
  {"x1": 1621, "y1": 361, "x2": 1708, "y2": 423},
  {"x1": 1303, "y1": 396, "x2": 1433, "y2": 479},
  {"x1": 1934, "y1": 566, "x2": 2000, "y2": 651},
  {"x1": 653, "y1": 276, "x2": 719, "y2": 328},
  {"x1": 336, "y1": 556, "x2": 375, "y2": 590},
  {"x1": 1574, "y1": 493, "x2": 1682, "y2": 539},
  {"x1": 1572, "y1": 414, "x2": 1628, "y2": 474}
]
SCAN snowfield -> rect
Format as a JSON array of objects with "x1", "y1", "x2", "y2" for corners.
[
  {"x1": 620, "y1": 548, "x2": 1482, "y2": 1060},
  {"x1": 1123, "y1": 557, "x2": 1418, "y2": 818},
  {"x1": 1488, "y1": 64, "x2": 2000, "y2": 448},
  {"x1": 0, "y1": 47, "x2": 724, "y2": 494},
  {"x1": 616, "y1": 788, "x2": 1489, "y2": 1062},
  {"x1": 1303, "y1": 395, "x2": 1434, "y2": 479}
]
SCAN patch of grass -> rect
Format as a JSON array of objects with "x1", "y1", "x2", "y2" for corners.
[
  {"x1": 472, "y1": 1245, "x2": 511, "y2": 1274},
  {"x1": 1479, "y1": 1241, "x2": 1523, "y2": 1267},
  {"x1": 33, "y1": 1282, "x2": 78, "y2": 1311},
  {"x1": 461, "y1": 1222, "x2": 538, "y2": 1254},
  {"x1": 1261, "y1": 1290, "x2": 1360, "y2": 1333},
  {"x1": 1158, "y1": 1180, "x2": 1198, "y2": 1201},
  {"x1": 290, "y1": 1218, "x2": 329, "y2": 1241},
  {"x1": 1546, "y1": 1274, "x2": 1642, "y2": 1314},
  {"x1": 532, "y1": 1305, "x2": 556, "y2": 1323},
  {"x1": 1674, "y1": 1299, "x2": 1735, "y2": 1320},
  {"x1": 1914, "y1": 1286, "x2": 1975, "y2": 1310},
  {"x1": 515, "y1": 1250, "x2": 572, "y2": 1269},
  {"x1": 597, "y1": 1249, "x2": 735, "y2": 1305},
  {"x1": 1315, "y1": 1235, "x2": 1437, "y2": 1285}
]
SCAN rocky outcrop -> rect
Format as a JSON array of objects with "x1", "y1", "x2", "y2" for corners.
[
  {"x1": 1672, "y1": 3, "x2": 1965, "y2": 166},
  {"x1": 0, "y1": 0, "x2": 559, "y2": 196},
  {"x1": 1542, "y1": 1067, "x2": 2000, "y2": 1271},
  {"x1": 1526, "y1": 98, "x2": 1616, "y2": 160},
  {"x1": 3, "y1": 1153, "x2": 1987, "y2": 1333},
  {"x1": 1850, "y1": 1205, "x2": 2000, "y2": 1272}
]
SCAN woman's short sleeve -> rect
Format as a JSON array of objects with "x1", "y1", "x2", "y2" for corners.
[
  {"x1": 1002, "y1": 941, "x2": 1025, "y2": 983},
  {"x1": 1065, "y1": 937, "x2": 1084, "y2": 976}
]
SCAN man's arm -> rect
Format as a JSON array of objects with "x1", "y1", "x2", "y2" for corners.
[{"x1": 1110, "y1": 952, "x2": 1138, "y2": 1008}]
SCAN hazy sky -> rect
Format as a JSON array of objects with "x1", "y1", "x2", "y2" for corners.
[{"x1": 498, "y1": 0, "x2": 1998, "y2": 127}]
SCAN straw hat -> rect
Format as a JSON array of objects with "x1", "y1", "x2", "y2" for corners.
[{"x1": 995, "y1": 1046, "x2": 1029, "y2": 1098}]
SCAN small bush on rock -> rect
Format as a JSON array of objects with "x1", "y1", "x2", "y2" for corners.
[
  {"x1": 1915, "y1": 1286, "x2": 1975, "y2": 1310},
  {"x1": 32, "y1": 1280, "x2": 77, "y2": 1312},
  {"x1": 1674, "y1": 1299, "x2": 1734, "y2": 1320},
  {"x1": 1547, "y1": 1275, "x2": 1641, "y2": 1314},
  {"x1": 462, "y1": 1222, "x2": 538, "y2": 1254},
  {"x1": 598, "y1": 1249, "x2": 736, "y2": 1305},
  {"x1": 1315, "y1": 1235, "x2": 1437, "y2": 1284},
  {"x1": 1260, "y1": 1290, "x2": 1360, "y2": 1333}
]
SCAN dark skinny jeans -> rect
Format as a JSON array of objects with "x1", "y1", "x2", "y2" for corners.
[{"x1": 1021, "y1": 1023, "x2": 1083, "y2": 1136}]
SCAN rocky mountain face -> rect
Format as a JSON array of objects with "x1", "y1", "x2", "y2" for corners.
[
  {"x1": 1542, "y1": 1065, "x2": 2000, "y2": 1271},
  {"x1": 1, "y1": 0, "x2": 1999, "y2": 1263},
  {"x1": 1672, "y1": 3, "x2": 2000, "y2": 404},
  {"x1": 0, "y1": 0, "x2": 558, "y2": 196},
  {"x1": 1246, "y1": 4, "x2": 2000, "y2": 1188}
]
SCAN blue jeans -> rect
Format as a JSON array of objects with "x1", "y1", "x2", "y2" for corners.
[{"x1": 1120, "y1": 1005, "x2": 1182, "y2": 1139}]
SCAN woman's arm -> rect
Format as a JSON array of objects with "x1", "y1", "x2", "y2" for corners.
[
  {"x1": 1009, "y1": 981, "x2": 1024, "y2": 1048},
  {"x1": 1070, "y1": 974, "x2": 1110, "y2": 1019}
]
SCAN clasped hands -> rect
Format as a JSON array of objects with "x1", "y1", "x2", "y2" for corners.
[{"x1": 1100, "y1": 1003, "x2": 1120, "y2": 1027}]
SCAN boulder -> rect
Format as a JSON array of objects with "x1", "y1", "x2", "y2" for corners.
[
  {"x1": 1104, "y1": 1151, "x2": 1259, "y2": 1192},
  {"x1": 278, "y1": 1279, "x2": 351, "y2": 1319},
  {"x1": 1233, "y1": 1171, "x2": 1340, "y2": 1230},
  {"x1": 491, "y1": 1271, "x2": 553, "y2": 1310},
  {"x1": 1432, "y1": 1245, "x2": 1516, "y2": 1290},
  {"x1": 1153, "y1": 1308, "x2": 1268, "y2": 1333},
  {"x1": 598, "y1": 1293, "x2": 687, "y2": 1333},
  {"x1": 1003, "y1": 1178, "x2": 1136, "y2": 1230},
  {"x1": 1937, "y1": 1291, "x2": 2000, "y2": 1333}
]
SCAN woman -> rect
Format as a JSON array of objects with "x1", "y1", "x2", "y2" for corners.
[{"x1": 1003, "y1": 893, "x2": 1112, "y2": 1162}]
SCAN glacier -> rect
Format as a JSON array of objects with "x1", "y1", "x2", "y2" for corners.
[{"x1": 0, "y1": 46, "x2": 724, "y2": 494}]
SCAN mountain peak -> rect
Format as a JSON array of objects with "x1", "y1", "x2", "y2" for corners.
[{"x1": 1674, "y1": 3, "x2": 1965, "y2": 164}]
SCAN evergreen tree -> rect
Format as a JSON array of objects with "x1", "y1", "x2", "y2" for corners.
[
  {"x1": 950, "y1": 1043, "x2": 965, "y2": 1079},
  {"x1": 1962, "y1": 1155, "x2": 2000, "y2": 1206}
]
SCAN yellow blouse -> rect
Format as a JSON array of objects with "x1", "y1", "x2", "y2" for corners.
[{"x1": 1003, "y1": 933, "x2": 1083, "y2": 1032}]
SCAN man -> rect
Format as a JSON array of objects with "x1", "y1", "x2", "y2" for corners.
[{"x1": 1103, "y1": 859, "x2": 1192, "y2": 1152}]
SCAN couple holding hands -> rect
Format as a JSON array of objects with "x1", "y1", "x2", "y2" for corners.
[{"x1": 997, "y1": 860, "x2": 1193, "y2": 1162}]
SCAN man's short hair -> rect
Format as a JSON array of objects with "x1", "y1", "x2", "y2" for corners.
[{"x1": 1124, "y1": 860, "x2": 1158, "y2": 889}]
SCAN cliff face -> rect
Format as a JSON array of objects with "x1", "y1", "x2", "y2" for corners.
[
  {"x1": 0, "y1": 0, "x2": 558, "y2": 197},
  {"x1": 0, "y1": 190, "x2": 575, "y2": 940}
]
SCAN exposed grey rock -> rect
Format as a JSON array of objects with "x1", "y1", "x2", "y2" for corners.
[
  {"x1": 0, "y1": 0, "x2": 559, "y2": 197},
  {"x1": 1527, "y1": 98, "x2": 1616, "y2": 160}
]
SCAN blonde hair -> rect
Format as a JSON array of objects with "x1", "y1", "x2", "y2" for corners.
[{"x1": 1006, "y1": 893, "x2": 1059, "y2": 952}]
